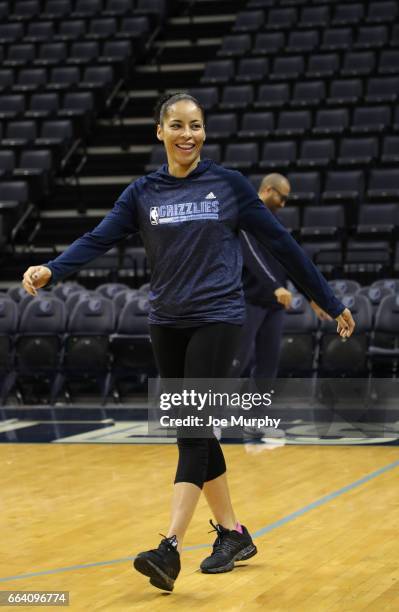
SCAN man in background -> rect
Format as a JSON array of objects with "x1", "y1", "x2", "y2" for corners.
[{"x1": 233, "y1": 173, "x2": 329, "y2": 440}]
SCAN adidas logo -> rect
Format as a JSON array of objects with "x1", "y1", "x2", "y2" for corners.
[{"x1": 205, "y1": 192, "x2": 217, "y2": 199}]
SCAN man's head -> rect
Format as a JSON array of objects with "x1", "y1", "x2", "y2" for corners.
[{"x1": 258, "y1": 173, "x2": 291, "y2": 213}]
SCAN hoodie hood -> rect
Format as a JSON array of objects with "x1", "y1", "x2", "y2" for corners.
[{"x1": 146, "y1": 158, "x2": 214, "y2": 185}]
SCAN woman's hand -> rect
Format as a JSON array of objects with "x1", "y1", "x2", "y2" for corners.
[
  {"x1": 22, "y1": 265, "x2": 52, "y2": 296},
  {"x1": 335, "y1": 308, "x2": 355, "y2": 338}
]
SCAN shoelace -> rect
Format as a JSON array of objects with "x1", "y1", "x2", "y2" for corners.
[
  {"x1": 207, "y1": 520, "x2": 239, "y2": 555},
  {"x1": 158, "y1": 533, "x2": 178, "y2": 553}
]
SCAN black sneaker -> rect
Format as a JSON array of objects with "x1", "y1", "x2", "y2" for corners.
[
  {"x1": 200, "y1": 520, "x2": 257, "y2": 574},
  {"x1": 133, "y1": 534, "x2": 181, "y2": 592}
]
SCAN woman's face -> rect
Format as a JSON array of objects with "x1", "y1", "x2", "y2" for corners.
[{"x1": 157, "y1": 100, "x2": 205, "y2": 171}]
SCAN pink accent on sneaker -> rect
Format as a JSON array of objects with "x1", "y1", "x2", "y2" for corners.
[{"x1": 235, "y1": 522, "x2": 243, "y2": 534}]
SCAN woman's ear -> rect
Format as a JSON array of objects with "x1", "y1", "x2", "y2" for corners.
[{"x1": 156, "y1": 124, "x2": 163, "y2": 142}]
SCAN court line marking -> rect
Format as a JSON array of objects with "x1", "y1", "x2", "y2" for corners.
[{"x1": 1, "y1": 458, "x2": 398, "y2": 583}]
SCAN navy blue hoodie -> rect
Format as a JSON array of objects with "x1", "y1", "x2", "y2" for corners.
[{"x1": 43, "y1": 159, "x2": 345, "y2": 325}]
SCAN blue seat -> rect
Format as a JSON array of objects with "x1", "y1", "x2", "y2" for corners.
[
  {"x1": 62, "y1": 295, "x2": 115, "y2": 403},
  {"x1": 110, "y1": 296, "x2": 156, "y2": 399},
  {"x1": 15, "y1": 296, "x2": 66, "y2": 403}
]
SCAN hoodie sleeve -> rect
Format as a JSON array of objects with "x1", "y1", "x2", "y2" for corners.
[
  {"x1": 43, "y1": 183, "x2": 139, "y2": 286},
  {"x1": 231, "y1": 171, "x2": 345, "y2": 318},
  {"x1": 240, "y1": 230, "x2": 282, "y2": 292}
]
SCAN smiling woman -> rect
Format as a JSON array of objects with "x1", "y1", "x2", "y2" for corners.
[
  {"x1": 21, "y1": 89, "x2": 354, "y2": 594},
  {"x1": 154, "y1": 92, "x2": 206, "y2": 178}
]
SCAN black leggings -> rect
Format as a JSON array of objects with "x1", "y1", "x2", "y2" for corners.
[{"x1": 149, "y1": 323, "x2": 242, "y2": 489}]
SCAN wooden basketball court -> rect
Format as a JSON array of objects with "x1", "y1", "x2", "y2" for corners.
[{"x1": 1, "y1": 443, "x2": 398, "y2": 610}]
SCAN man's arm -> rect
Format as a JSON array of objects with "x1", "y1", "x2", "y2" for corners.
[{"x1": 233, "y1": 172, "x2": 345, "y2": 318}]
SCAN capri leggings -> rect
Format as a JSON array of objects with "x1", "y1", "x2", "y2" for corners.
[{"x1": 149, "y1": 323, "x2": 242, "y2": 489}]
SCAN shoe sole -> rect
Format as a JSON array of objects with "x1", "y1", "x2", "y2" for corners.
[
  {"x1": 133, "y1": 556, "x2": 175, "y2": 592},
  {"x1": 200, "y1": 543, "x2": 258, "y2": 574}
]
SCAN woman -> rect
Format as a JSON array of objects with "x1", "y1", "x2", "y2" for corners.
[{"x1": 22, "y1": 92, "x2": 355, "y2": 592}]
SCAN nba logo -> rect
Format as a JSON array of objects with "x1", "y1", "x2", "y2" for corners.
[{"x1": 150, "y1": 207, "x2": 159, "y2": 225}]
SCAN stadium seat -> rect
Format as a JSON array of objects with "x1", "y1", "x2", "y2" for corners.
[
  {"x1": 301, "y1": 205, "x2": 345, "y2": 240},
  {"x1": 0, "y1": 95, "x2": 25, "y2": 120},
  {"x1": 42, "y1": 0, "x2": 72, "y2": 20},
  {"x1": 15, "y1": 296, "x2": 66, "y2": 403},
  {"x1": 232, "y1": 10, "x2": 265, "y2": 33},
  {"x1": 297, "y1": 139, "x2": 335, "y2": 168},
  {"x1": 34, "y1": 42, "x2": 67, "y2": 67},
  {"x1": 238, "y1": 112, "x2": 274, "y2": 139},
  {"x1": 381, "y1": 136, "x2": 399, "y2": 165},
  {"x1": 103, "y1": 0, "x2": 133, "y2": 18},
  {"x1": 306, "y1": 53, "x2": 339, "y2": 78},
  {"x1": 56, "y1": 19, "x2": 86, "y2": 42},
  {"x1": 270, "y1": 55, "x2": 305, "y2": 81},
  {"x1": 367, "y1": 169, "x2": 399, "y2": 201},
  {"x1": 200, "y1": 60, "x2": 234, "y2": 85},
  {"x1": 62, "y1": 294, "x2": 115, "y2": 403},
  {"x1": 51, "y1": 281, "x2": 86, "y2": 301},
  {"x1": 13, "y1": 149, "x2": 53, "y2": 201},
  {"x1": 332, "y1": 3, "x2": 364, "y2": 26},
  {"x1": 321, "y1": 27, "x2": 353, "y2": 51},
  {"x1": 337, "y1": 138, "x2": 378, "y2": 167},
  {"x1": 274, "y1": 110, "x2": 312, "y2": 137},
  {"x1": 235, "y1": 58, "x2": 269, "y2": 83},
  {"x1": 254, "y1": 83, "x2": 290, "y2": 110},
  {"x1": 259, "y1": 141, "x2": 297, "y2": 169},
  {"x1": 95, "y1": 282, "x2": 130, "y2": 299},
  {"x1": 217, "y1": 34, "x2": 252, "y2": 58},
  {"x1": 290, "y1": 81, "x2": 326, "y2": 108},
  {"x1": 0, "y1": 151, "x2": 16, "y2": 177},
  {"x1": 223, "y1": 143, "x2": 258, "y2": 170},
  {"x1": 25, "y1": 21, "x2": 55, "y2": 43},
  {"x1": 327, "y1": 78, "x2": 363, "y2": 106},
  {"x1": 12, "y1": 69, "x2": 47, "y2": 94},
  {"x1": 4, "y1": 44, "x2": 36, "y2": 68},
  {"x1": 366, "y1": 1, "x2": 398, "y2": 24},
  {"x1": 312, "y1": 108, "x2": 349, "y2": 135},
  {"x1": 204, "y1": 113, "x2": 237, "y2": 141},
  {"x1": 328, "y1": 280, "x2": 361, "y2": 296},
  {"x1": 357, "y1": 286, "x2": 394, "y2": 317},
  {"x1": 286, "y1": 171, "x2": 320, "y2": 204},
  {"x1": 354, "y1": 26, "x2": 388, "y2": 50},
  {"x1": 369, "y1": 294, "x2": 399, "y2": 375},
  {"x1": 25, "y1": 93, "x2": 60, "y2": 120},
  {"x1": 266, "y1": 8, "x2": 297, "y2": 30},
  {"x1": 286, "y1": 30, "x2": 319, "y2": 53},
  {"x1": 87, "y1": 18, "x2": 118, "y2": 40},
  {"x1": 252, "y1": 32, "x2": 285, "y2": 56},
  {"x1": 341, "y1": 51, "x2": 376, "y2": 77},
  {"x1": 298, "y1": 6, "x2": 330, "y2": 28},
  {"x1": 219, "y1": 85, "x2": 254, "y2": 111},
  {"x1": 365, "y1": 77, "x2": 399, "y2": 104},
  {"x1": 322, "y1": 170, "x2": 364, "y2": 206},
  {"x1": 351, "y1": 106, "x2": 391, "y2": 135}
]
